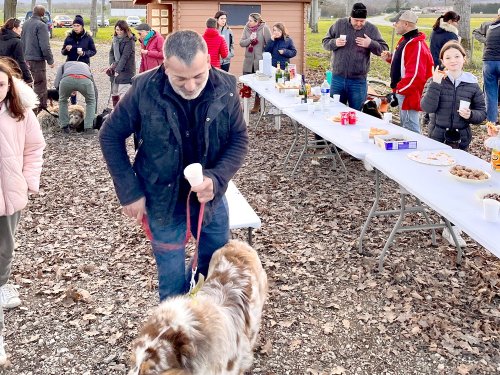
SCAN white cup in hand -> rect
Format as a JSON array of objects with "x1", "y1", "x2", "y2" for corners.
[
  {"x1": 184, "y1": 163, "x2": 204, "y2": 187},
  {"x1": 459, "y1": 100, "x2": 470, "y2": 110},
  {"x1": 339, "y1": 35, "x2": 346, "y2": 41}
]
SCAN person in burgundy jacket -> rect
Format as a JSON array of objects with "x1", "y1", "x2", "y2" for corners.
[
  {"x1": 135, "y1": 23, "x2": 165, "y2": 73},
  {"x1": 382, "y1": 10, "x2": 434, "y2": 133},
  {"x1": 202, "y1": 18, "x2": 228, "y2": 69}
]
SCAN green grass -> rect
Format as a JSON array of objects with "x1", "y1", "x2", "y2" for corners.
[
  {"x1": 52, "y1": 26, "x2": 116, "y2": 42},
  {"x1": 307, "y1": 18, "x2": 489, "y2": 82}
]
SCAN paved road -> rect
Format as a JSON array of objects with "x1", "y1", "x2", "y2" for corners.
[{"x1": 369, "y1": 13, "x2": 431, "y2": 30}]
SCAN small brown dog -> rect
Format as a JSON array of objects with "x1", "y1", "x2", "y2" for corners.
[
  {"x1": 129, "y1": 240, "x2": 268, "y2": 375},
  {"x1": 37, "y1": 104, "x2": 85, "y2": 132}
]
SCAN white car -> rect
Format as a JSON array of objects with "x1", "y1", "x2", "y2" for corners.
[
  {"x1": 97, "y1": 18, "x2": 110, "y2": 27},
  {"x1": 126, "y1": 16, "x2": 141, "y2": 27}
]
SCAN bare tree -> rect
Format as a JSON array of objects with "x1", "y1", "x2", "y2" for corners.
[
  {"x1": 4, "y1": 0, "x2": 18, "y2": 20},
  {"x1": 31, "y1": 0, "x2": 36, "y2": 10},
  {"x1": 90, "y1": 0, "x2": 98, "y2": 37},
  {"x1": 453, "y1": 0, "x2": 472, "y2": 55},
  {"x1": 345, "y1": 0, "x2": 356, "y2": 17},
  {"x1": 309, "y1": 0, "x2": 319, "y2": 33}
]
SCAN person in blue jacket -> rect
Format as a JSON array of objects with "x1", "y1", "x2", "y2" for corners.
[
  {"x1": 430, "y1": 11, "x2": 460, "y2": 68},
  {"x1": 264, "y1": 23, "x2": 297, "y2": 68}
]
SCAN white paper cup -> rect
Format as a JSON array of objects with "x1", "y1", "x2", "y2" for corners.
[
  {"x1": 483, "y1": 199, "x2": 500, "y2": 222},
  {"x1": 459, "y1": 100, "x2": 470, "y2": 110},
  {"x1": 184, "y1": 163, "x2": 203, "y2": 187},
  {"x1": 77, "y1": 47, "x2": 83, "y2": 53},
  {"x1": 383, "y1": 113, "x2": 393, "y2": 123},
  {"x1": 339, "y1": 35, "x2": 346, "y2": 40},
  {"x1": 360, "y1": 129, "x2": 370, "y2": 143},
  {"x1": 332, "y1": 94, "x2": 340, "y2": 103}
]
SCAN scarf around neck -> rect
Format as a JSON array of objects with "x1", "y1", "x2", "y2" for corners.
[
  {"x1": 246, "y1": 23, "x2": 261, "y2": 52},
  {"x1": 112, "y1": 35, "x2": 123, "y2": 62},
  {"x1": 143, "y1": 30, "x2": 154, "y2": 47}
]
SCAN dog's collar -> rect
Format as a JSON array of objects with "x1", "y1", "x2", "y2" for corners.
[{"x1": 188, "y1": 274, "x2": 205, "y2": 298}]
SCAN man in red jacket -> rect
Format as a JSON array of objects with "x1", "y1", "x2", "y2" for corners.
[
  {"x1": 382, "y1": 10, "x2": 434, "y2": 133},
  {"x1": 202, "y1": 18, "x2": 228, "y2": 69},
  {"x1": 136, "y1": 23, "x2": 165, "y2": 73}
]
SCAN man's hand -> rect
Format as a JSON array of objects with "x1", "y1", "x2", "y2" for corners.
[
  {"x1": 65, "y1": 45, "x2": 72, "y2": 51},
  {"x1": 335, "y1": 38, "x2": 347, "y2": 47},
  {"x1": 381, "y1": 50, "x2": 392, "y2": 62},
  {"x1": 122, "y1": 197, "x2": 146, "y2": 224},
  {"x1": 458, "y1": 108, "x2": 471, "y2": 120},
  {"x1": 355, "y1": 34, "x2": 372, "y2": 48},
  {"x1": 191, "y1": 177, "x2": 214, "y2": 203}
]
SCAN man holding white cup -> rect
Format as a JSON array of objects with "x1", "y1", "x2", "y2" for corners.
[{"x1": 100, "y1": 31, "x2": 248, "y2": 301}]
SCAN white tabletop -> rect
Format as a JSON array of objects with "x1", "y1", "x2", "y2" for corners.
[
  {"x1": 282, "y1": 104, "x2": 451, "y2": 160},
  {"x1": 226, "y1": 181, "x2": 261, "y2": 230},
  {"x1": 365, "y1": 149, "x2": 500, "y2": 258}
]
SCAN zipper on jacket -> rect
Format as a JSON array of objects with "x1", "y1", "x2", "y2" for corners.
[{"x1": 450, "y1": 80, "x2": 458, "y2": 128}]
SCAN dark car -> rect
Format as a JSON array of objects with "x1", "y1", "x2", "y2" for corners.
[
  {"x1": 25, "y1": 10, "x2": 53, "y2": 38},
  {"x1": 53, "y1": 15, "x2": 73, "y2": 28}
]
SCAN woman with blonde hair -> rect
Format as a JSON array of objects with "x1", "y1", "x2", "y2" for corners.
[
  {"x1": 108, "y1": 20, "x2": 136, "y2": 106},
  {"x1": 0, "y1": 60, "x2": 45, "y2": 365},
  {"x1": 239, "y1": 13, "x2": 271, "y2": 113}
]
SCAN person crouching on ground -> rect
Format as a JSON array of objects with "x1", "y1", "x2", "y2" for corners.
[
  {"x1": 135, "y1": 23, "x2": 164, "y2": 73},
  {"x1": 0, "y1": 60, "x2": 45, "y2": 366}
]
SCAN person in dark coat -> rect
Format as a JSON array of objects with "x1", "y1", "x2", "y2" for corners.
[
  {"x1": 264, "y1": 22, "x2": 297, "y2": 68},
  {"x1": 421, "y1": 41, "x2": 486, "y2": 150},
  {"x1": 108, "y1": 20, "x2": 136, "y2": 106},
  {"x1": 0, "y1": 18, "x2": 32, "y2": 84},
  {"x1": 430, "y1": 11, "x2": 460, "y2": 67},
  {"x1": 99, "y1": 30, "x2": 248, "y2": 301},
  {"x1": 61, "y1": 15, "x2": 96, "y2": 104}
]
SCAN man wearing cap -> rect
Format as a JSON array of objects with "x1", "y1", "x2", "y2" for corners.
[
  {"x1": 322, "y1": 2, "x2": 388, "y2": 110},
  {"x1": 135, "y1": 23, "x2": 165, "y2": 73},
  {"x1": 473, "y1": 8, "x2": 500, "y2": 124},
  {"x1": 381, "y1": 10, "x2": 433, "y2": 133}
]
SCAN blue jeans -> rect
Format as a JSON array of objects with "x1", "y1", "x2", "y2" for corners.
[
  {"x1": 396, "y1": 94, "x2": 421, "y2": 133},
  {"x1": 483, "y1": 60, "x2": 500, "y2": 123},
  {"x1": 329, "y1": 74, "x2": 367, "y2": 110},
  {"x1": 148, "y1": 198, "x2": 230, "y2": 302}
]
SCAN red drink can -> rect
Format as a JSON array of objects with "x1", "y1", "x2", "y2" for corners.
[
  {"x1": 340, "y1": 112, "x2": 349, "y2": 125},
  {"x1": 348, "y1": 111, "x2": 357, "y2": 125}
]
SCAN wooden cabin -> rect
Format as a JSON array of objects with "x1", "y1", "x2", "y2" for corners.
[{"x1": 132, "y1": 0, "x2": 312, "y2": 76}]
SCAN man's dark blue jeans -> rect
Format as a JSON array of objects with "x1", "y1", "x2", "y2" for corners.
[
  {"x1": 148, "y1": 197, "x2": 229, "y2": 302},
  {"x1": 330, "y1": 74, "x2": 368, "y2": 111}
]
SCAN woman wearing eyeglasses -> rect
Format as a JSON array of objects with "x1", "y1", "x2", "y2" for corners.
[{"x1": 0, "y1": 18, "x2": 33, "y2": 85}]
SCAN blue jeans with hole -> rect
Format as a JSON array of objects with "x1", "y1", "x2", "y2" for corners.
[
  {"x1": 148, "y1": 198, "x2": 229, "y2": 301},
  {"x1": 483, "y1": 60, "x2": 500, "y2": 123},
  {"x1": 329, "y1": 74, "x2": 367, "y2": 111},
  {"x1": 396, "y1": 93, "x2": 421, "y2": 133}
]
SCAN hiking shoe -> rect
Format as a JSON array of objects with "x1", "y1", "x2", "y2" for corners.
[
  {"x1": 442, "y1": 227, "x2": 466, "y2": 247},
  {"x1": 0, "y1": 284, "x2": 21, "y2": 309},
  {"x1": 61, "y1": 125, "x2": 70, "y2": 134},
  {"x1": 0, "y1": 336, "x2": 6, "y2": 366}
]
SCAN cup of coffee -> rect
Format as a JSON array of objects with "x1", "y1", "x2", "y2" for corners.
[{"x1": 339, "y1": 35, "x2": 347, "y2": 40}]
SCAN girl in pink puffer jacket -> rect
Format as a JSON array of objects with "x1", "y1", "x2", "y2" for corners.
[{"x1": 0, "y1": 60, "x2": 45, "y2": 366}]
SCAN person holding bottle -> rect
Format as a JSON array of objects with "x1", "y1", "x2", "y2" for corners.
[
  {"x1": 240, "y1": 13, "x2": 271, "y2": 113},
  {"x1": 264, "y1": 23, "x2": 297, "y2": 68}
]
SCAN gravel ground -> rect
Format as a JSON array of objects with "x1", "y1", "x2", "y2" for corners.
[{"x1": 0, "y1": 41, "x2": 498, "y2": 375}]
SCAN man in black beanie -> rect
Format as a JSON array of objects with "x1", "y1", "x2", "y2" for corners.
[{"x1": 322, "y1": 2, "x2": 388, "y2": 110}]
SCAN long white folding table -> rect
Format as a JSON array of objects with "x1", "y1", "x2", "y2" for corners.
[{"x1": 365, "y1": 149, "x2": 500, "y2": 269}]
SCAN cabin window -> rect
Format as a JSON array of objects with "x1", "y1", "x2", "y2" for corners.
[{"x1": 219, "y1": 4, "x2": 262, "y2": 26}]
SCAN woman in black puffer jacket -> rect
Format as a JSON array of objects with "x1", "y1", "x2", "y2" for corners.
[
  {"x1": 421, "y1": 41, "x2": 486, "y2": 150},
  {"x1": 0, "y1": 18, "x2": 32, "y2": 84}
]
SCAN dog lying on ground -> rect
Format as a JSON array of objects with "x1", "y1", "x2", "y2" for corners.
[
  {"x1": 37, "y1": 104, "x2": 85, "y2": 132},
  {"x1": 129, "y1": 240, "x2": 268, "y2": 375}
]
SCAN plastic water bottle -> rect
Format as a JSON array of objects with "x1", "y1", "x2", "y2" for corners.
[{"x1": 320, "y1": 76, "x2": 330, "y2": 111}]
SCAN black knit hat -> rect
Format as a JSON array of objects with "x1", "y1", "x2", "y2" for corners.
[
  {"x1": 73, "y1": 15, "x2": 84, "y2": 26},
  {"x1": 351, "y1": 3, "x2": 367, "y2": 19}
]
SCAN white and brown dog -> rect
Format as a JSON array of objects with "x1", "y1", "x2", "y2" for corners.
[{"x1": 129, "y1": 240, "x2": 268, "y2": 375}]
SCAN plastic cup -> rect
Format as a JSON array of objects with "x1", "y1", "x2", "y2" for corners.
[
  {"x1": 483, "y1": 199, "x2": 500, "y2": 222},
  {"x1": 459, "y1": 100, "x2": 470, "y2": 110},
  {"x1": 184, "y1": 163, "x2": 203, "y2": 187},
  {"x1": 77, "y1": 47, "x2": 83, "y2": 53},
  {"x1": 332, "y1": 94, "x2": 340, "y2": 103},
  {"x1": 383, "y1": 113, "x2": 393, "y2": 123},
  {"x1": 339, "y1": 35, "x2": 346, "y2": 40},
  {"x1": 360, "y1": 129, "x2": 370, "y2": 142}
]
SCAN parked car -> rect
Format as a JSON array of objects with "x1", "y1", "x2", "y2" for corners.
[
  {"x1": 53, "y1": 15, "x2": 73, "y2": 28},
  {"x1": 97, "y1": 18, "x2": 110, "y2": 27},
  {"x1": 25, "y1": 10, "x2": 53, "y2": 38},
  {"x1": 18, "y1": 16, "x2": 25, "y2": 26},
  {"x1": 126, "y1": 16, "x2": 141, "y2": 27}
]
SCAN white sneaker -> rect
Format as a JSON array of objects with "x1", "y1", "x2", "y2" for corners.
[
  {"x1": 442, "y1": 227, "x2": 466, "y2": 247},
  {"x1": 0, "y1": 284, "x2": 21, "y2": 309},
  {"x1": 0, "y1": 336, "x2": 6, "y2": 366}
]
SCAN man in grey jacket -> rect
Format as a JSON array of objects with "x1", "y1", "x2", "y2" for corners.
[
  {"x1": 54, "y1": 61, "x2": 97, "y2": 134},
  {"x1": 322, "y1": 2, "x2": 388, "y2": 110},
  {"x1": 21, "y1": 5, "x2": 54, "y2": 112}
]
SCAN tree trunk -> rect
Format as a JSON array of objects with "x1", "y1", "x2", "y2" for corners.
[
  {"x1": 4, "y1": 0, "x2": 18, "y2": 20},
  {"x1": 31, "y1": 0, "x2": 36, "y2": 9},
  {"x1": 345, "y1": 0, "x2": 356, "y2": 17},
  {"x1": 310, "y1": 0, "x2": 319, "y2": 33},
  {"x1": 101, "y1": 0, "x2": 106, "y2": 28},
  {"x1": 454, "y1": 0, "x2": 472, "y2": 58},
  {"x1": 47, "y1": 0, "x2": 52, "y2": 13},
  {"x1": 90, "y1": 0, "x2": 98, "y2": 37}
]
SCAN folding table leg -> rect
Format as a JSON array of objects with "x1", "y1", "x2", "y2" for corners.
[
  {"x1": 416, "y1": 197, "x2": 437, "y2": 246},
  {"x1": 442, "y1": 218, "x2": 463, "y2": 265},
  {"x1": 291, "y1": 128, "x2": 310, "y2": 176},
  {"x1": 330, "y1": 144, "x2": 347, "y2": 175},
  {"x1": 284, "y1": 119, "x2": 300, "y2": 172},
  {"x1": 358, "y1": 169, "x2": 381, "y2": 253},
  {"x1": 253, "y1": 98, "x2": 267, "y2": 131},
  {"x1": 247, "y1": 228, "x2": 253, "y2": 246},
  {"x1": 243, "y1": 97, "x2": 249, "y2": 125}
]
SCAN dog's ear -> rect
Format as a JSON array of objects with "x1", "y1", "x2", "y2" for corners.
[{"x1": 165, "y1": 329, "x2": 195, "y2": 367}]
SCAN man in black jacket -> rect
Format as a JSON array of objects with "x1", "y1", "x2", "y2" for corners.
[
  {"x1": 21, "y1": 5, "x2": 54, "y2": 112},
  {"x1": 99, "y1": 30, "x2": 248, "y2": 301}
]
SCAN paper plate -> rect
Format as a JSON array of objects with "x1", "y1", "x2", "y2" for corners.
[
  {"x1": 448, "y1": 169, "x2": 491, "y2": 183},
  {"x1": 407, "y1": 151, "x2": 456, "y2": 166}
]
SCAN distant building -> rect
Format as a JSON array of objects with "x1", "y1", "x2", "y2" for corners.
[{"x1": 110, "y1": 0, "x2": 146, "y2": 17}]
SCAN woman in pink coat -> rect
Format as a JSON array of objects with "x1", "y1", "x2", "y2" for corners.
[
  {"x1": 135, "y1": 23, "x2": 165, "y2": 73},
  {"x1": 0, "y1": 60, "x2": 45, "y2": 365}
]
